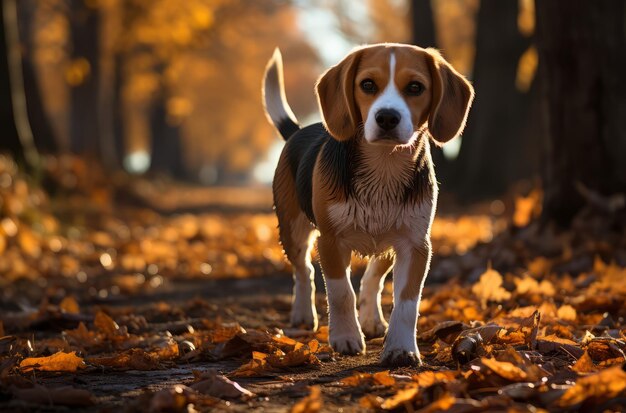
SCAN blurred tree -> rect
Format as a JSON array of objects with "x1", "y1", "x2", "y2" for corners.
[
  {"x1": 536, "y1": 0, "x2": 626, "y2": 225},
  {"x1": 409, "y1": 0, "x2": 453, "y2": 185},
  {"x1": 0, "y1": 0, "x2": 22, "y2": 159},
  {"x1": 1, "y1": 0, "x2": 39, "y2": 168},
  {"x1": 452, "y1": 0, "x2": 532, "y2": 199},
  {"x1": 68, "y1": 0, "x2": 101, "y2": 156},
  {"x1": 17, "y1": 0, "x2": 58, "y2": 153},
  {"x1": 411, "y1": 0, "x2": 436, "y2": 48}
]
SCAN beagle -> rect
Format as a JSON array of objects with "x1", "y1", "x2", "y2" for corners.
[{"x1": 263, "y1": 43, "x2": 474, "y2": 366}]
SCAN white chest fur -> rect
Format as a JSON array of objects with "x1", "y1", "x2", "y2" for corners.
[{"x1": 327, "y1": 141, "x2": 437, "y2": 255}]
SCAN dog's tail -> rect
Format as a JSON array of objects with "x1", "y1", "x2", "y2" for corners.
[{"x1": 263, "y1": 48, "x2": 300, "y2": 140}]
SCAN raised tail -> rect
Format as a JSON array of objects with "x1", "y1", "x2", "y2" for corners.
[{"x1": 263, "y1": 48, "x2": 300, "y2": 140}]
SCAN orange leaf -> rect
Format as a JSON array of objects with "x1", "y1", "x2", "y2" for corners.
[
  {"x1": 572, "y1": 350, "x2": 596, "y2": 373},
  {"x1": 291, "y1": 385, "x2": 322, "y2": 413},
  {"x1": 20, "y1": 351, "x2": 85, "y2": 372},
  {"x1": 471, "y1": 265, "x2": 511, "y2": 307},
  {"x1": 380, "y1": 385, "x2": 419, "y2": 410},
  {"x1": 412, "y1": 370, "x2": 457, "y2": 387},
  {"x1": 557, "y1": 365, "x2": 626, "y2": 407},
  {"x1": 481, "y1": 358, "x2": 528, "y2": 381},
  {"x1": 314, "y1": 326, "x2": 329, "y2": 342},
  {"x1": 94, "y1": 311, "x2": 119, "y2": 336},
  {"x1": 60, "y1": 296, "x2": 80, "y2": 314},
  {"x1": 89, "y1": 348, "x2": 158, "y2": 370}
]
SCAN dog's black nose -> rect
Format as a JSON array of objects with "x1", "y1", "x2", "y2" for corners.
[{"x1": 375, "y1": 109, "x2": 401, "y2": 131}]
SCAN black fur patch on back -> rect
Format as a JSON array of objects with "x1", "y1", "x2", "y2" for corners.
[
  {"x1": 277, "y1": 118, "x2": 300, "y2": 140},
  {"x1": 283, "y1": 123, "x2": 328, "y2": 225},
  {"x1": 283, "y1": 123, "x2": 359, "y2": 225}
]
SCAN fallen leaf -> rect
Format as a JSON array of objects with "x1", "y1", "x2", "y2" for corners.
[
  {"x1": 191, "y1": 369, "x2": 254, "y2": 399},
  {"x1": 481, "y1": 358, "x2": 528, "y2": 381},
  {"x1": 557, "y1": 305, "x2": 577, "y2": 322},
  {"x1": 59, "y1": 296, "x2": 80, "y2": 314},
  {"x1": 341, "y1": 370, "x2": 396, "y2": 387},
  {"x1": 20, "y1": 351, "x2": 85, "y2": 372},
  {"x1": 472, "y1": 266, "x2": 511, "y2": 307},
  {"x1": 572, "y1": 350, "x2": 596, "y2": 373},
  {"x1": 291, "y1": 385, "x2": 322, "y2": 413},
  {"x1": 412, "y1": 370, "x2": 457, "y2": 387},
  {"x1": 94, "y1": 311, "x2": 120, "y2": 337},
  {"x1": 557, "y1": 365, "x2": 626, "y2": 407},
  {"x1": 380, "y1": 385, "x2": 419, "y2": 410},
  {"x1": 89, "y1": 348, "x2": 159, "y2": 370}
]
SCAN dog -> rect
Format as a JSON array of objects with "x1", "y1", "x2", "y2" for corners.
[{"x1": 263, "y1": 43, "x2": 474, "y2": 366}]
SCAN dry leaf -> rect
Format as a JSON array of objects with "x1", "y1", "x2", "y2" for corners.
[
  {"x1": 481, "y1": 358, "x2": 528, "y2": 381},
  {"x1": 380, "y1": 385, "x2": 419, "y2": 410},
  {"x1": 557, "y1": 305, "x2": 577, "y2": 322},
  {"x1": 89, "y1": 348, "x2": 159, "y2": 370},
  {"x1": 291, "y1": 385, "x2": 322, "y2": 413},
  {"x1": 60, "y1": 296, "x2": 80, "y2": 314},
  {"x1": 190, "y1": 369, "x2": 254, "y2": 399},
  {"x1": 94, "y1": 311, "x2": 120, "y2": 337},
  {"x1": 572, "y1": 350, "x2": 596, "y2": 373},
  {"x1": 20, "y1": 351, "x2": 85, "y2": 372},
  {"x1": 472, "y1": 266, "x2": 511, "y2": 307},
  {"x1": 557, "y1": 365, "x2": 626, "y2": 407}
]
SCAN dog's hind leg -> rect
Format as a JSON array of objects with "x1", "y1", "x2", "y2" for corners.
[
  {"x1": 283, "y1": 213, "x2": 318, "y2": 330},
  {"x1": 359, "y1": 255, "x2": 393, "y2": 338},
  {"x1": 274, "y1": 161, "x2": 318, "y2": 330}
]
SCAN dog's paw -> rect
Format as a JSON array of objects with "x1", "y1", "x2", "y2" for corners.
[
  {"x1": 330, "y1": 333, "x2": 365, "y2": 355},
  {"x1": 380, "y1": 347, "x2": 421, "y2": 367},
  {"x1": 359, "y1": 316, "x2": 388, "y2": 339},
  {"x1": 290, "y1": 307, "x2": 318, "y2": 331}
]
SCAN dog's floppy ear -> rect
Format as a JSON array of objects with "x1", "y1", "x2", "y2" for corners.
[
  {"x1": 426, "y1": 48, "x2": 474, "y2": 145},
  {"x1": 315, "y1": 49, "x2": 362, "y2": 141}
]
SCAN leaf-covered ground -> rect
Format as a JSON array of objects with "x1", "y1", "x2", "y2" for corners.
[{"x1": 1, "y1": 154, "x2": 625, "y2": 412}]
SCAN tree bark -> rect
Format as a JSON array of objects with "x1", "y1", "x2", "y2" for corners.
[
  {"x1": 0, "y1": 0, "x2": 22, "y2": 159},
  {"x1": 453, "y1": 0, "x2": 531, "y2": 199},
  {"x1": 149, "y1": 92, "x2": 185, "y2": 179},
  {"x1": 68, "y1": 0, "x2": 100, "y2": 155},
  {"x1": 410, "y1": 0, "x2": 436, "y2": 48},
  {"x1": 535, "y1": 0, "x2": 626, "y2": 225},
  {"x1": 17, "y1": 0, "x2": 57, "y2": 153}
]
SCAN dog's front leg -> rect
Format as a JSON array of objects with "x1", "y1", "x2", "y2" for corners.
[
  {"x1": 318, "y1": 235, "x2": 365, "y2": 355},
  {"x1": 381, "y1": 240, "x2": 431, "y2": 366}
]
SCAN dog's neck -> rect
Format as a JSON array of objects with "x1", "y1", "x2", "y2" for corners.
[{"x1": 351, "y1": 131, "x2": 432, "y2": 204}]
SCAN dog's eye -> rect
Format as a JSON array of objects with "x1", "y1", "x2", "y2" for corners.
[
  {"x1": 405, "y1": 81, "x2": 425, "y2": 96},
  {"x1": 360, "y1": 79, "x2": 377, "y2": 94}
]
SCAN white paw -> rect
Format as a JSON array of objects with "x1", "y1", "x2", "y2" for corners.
[
  {"x1": 359, "y1": 314, "x2": 388, "y2": 339},
  {"x1": 290, "y1": 304, "x2": 318, "y2": 330},
  {"x1": 330, "y1": 330, "x2": 366, "y2": 355},
  {"x1": 380, "y1": 346, "x2": 421, "y2": 367}
]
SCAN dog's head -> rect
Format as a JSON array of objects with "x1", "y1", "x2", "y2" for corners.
[{"x1": 316, "y1": 43, "x2": 474, "y2": 146}]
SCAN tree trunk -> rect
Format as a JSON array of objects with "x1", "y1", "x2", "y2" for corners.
[
  {"x1": 149, "y1": 93, "x2": 185, "y2": 179},
  {"x1": 535, "y1": 0, "x2": 626, "y2": 225},
  {"x1": 410, "y1": 0, "x2": 436, "y2": 48},
  {"x1": 0, "y1": 0, "x2": 22, "y2": 159},
  {"x1": 68, "y1": 0, "x2": 100, "y2": 155},
  {"x1": 410, "y1": 0, "x2": 453, "y2": 186},
  {"x1": 17, "y1": 0, "x2": 57, "y2": 153},
  {"x1": 452, "y1": 0, "x2": 531, "y2": 199}
]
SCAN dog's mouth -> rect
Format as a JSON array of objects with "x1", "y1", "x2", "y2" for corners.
[{"x1": 369, "y1": 133, "x2": 407, "y2": 145}]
